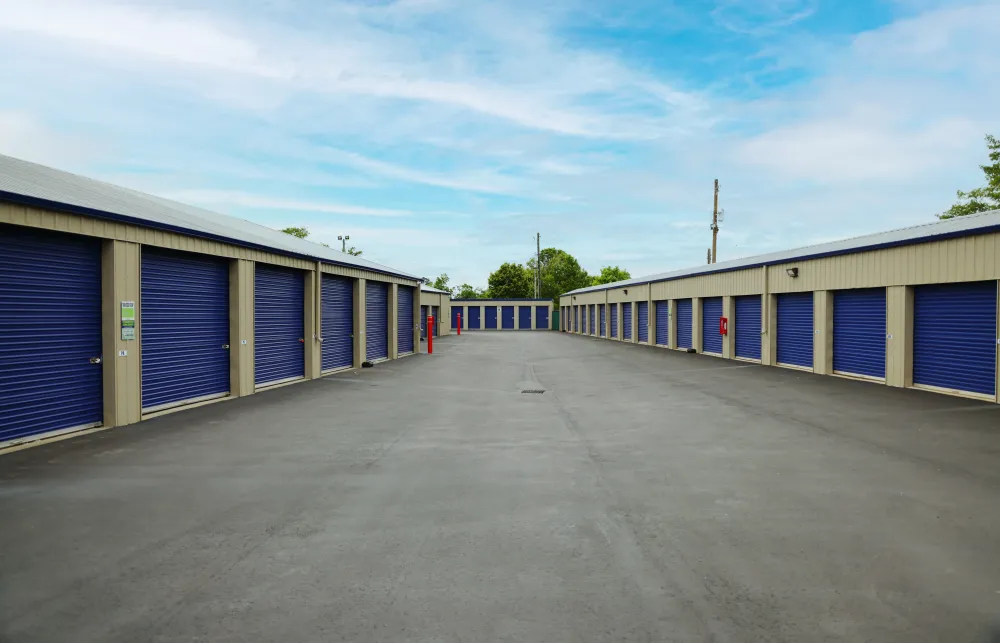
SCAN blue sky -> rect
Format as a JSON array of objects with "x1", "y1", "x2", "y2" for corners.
[{"x1": 1, "y1": 0, "x2": 997, "y2": 286}]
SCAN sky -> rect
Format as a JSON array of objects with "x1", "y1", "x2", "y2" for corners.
[{"x1": 1, "y1": 0, "x2": 997, "y2": 287}]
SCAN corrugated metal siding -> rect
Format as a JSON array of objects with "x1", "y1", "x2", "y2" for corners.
[
  {"x1": 321, "y1": 274, "x2": 354, "y2": 371},
  {"x1": 432, "y1": 305, "x2": 440, "y2": 336},
  {"x1": 0, "y1": 225, "x2": 103, "y2": 444},
  {"x1": 486, "y1": 306, "x2": 498, "y2": 329},
  {"x1": 913, "y1": 282, "x2": 997, "y2": 395},
  {"x1": 622, "y1": 303, "x2": 632, "y2": 340},
  {"x1": 610, "y1": 304, "x2": 618, "y2": 338},
  {"x1": 421, "y1": 305, "x2": 427, "y2": 339},
  {"x1": 451, "y1": 306, "x2": 463, "y2": 329},
  {"x1": 776, "y1": 292, "x2": 814, "y2": 368},
  {"x1": 536, "y1": 306, "x2": 549, "y2": 329},
  {"x1": 702, "y1": 297, "x2": 723, "y2": 354},
  {"x1": 365, "y1": 281, "x2": 389, "y2": 361},
  {"x1": 833, "y1": 288, "x2": 886, "y2": 379},
  {"x1": 589, "y1": 305, "x2": 595, "y2": 335},
  {"x1": 519, "y1": 305, "x2": 531, "y2": 330},
  {"x1": 254, "y1": 265, "x2": 305, "y2": 386},
  {"x1": 734, "y1": 295, "x2": 762, "y2": 360},
  {"x1": 397, "y1": 285, "x2": 415, "y2": 355},
  {"x1": 649, "y1": 268, "x2": 764, "y2": 300},
  {"x1": 140, "y1": 248, "x2": 230, "y2": 411},
  {"x1": 676, "y1": 299, "x2": 693, "y2": 349},
  {"x1": 655, "y1": 301, "x2": 669, "y2": 345},
  {"x1": 638, "y1": 301, "x2": 649, "y2": 343},
  {"x1": 468, "y1": 306, "x2": 481, "y2": 329}
]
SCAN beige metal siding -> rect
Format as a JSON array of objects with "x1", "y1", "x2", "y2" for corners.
[
  {"x1": 649, "y1": 268, "x2": 763, "y2": 300},
  {"x1": 101, "y1": 239, "x2": 141, "y2": 428}
]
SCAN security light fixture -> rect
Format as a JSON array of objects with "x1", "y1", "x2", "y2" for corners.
[{"x1": 786, "y1": 267, "x2": 799, "y2": 278}]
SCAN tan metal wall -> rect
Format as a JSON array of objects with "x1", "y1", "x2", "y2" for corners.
[{"x1": 419, "y1": 291, "x2": 452, "y2": 336}]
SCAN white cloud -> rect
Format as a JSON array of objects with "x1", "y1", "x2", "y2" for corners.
[{"x1": 167, "y1": 190, "x2": 411, "y2": 217}]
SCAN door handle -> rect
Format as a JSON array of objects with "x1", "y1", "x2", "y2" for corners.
[
  {"x1": 89, "y1": 357, "x2": 102, "y2": 364},
  {"x1": 222, "y1": 344, "x2": 230, "y2": 349}
]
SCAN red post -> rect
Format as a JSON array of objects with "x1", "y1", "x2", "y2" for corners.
[
  {"x1": 427, "y1": 315, "x2": 434, "y2": 354},
  {"x1": 457, "y1": 313, "x2": 461, "y2": 336}
]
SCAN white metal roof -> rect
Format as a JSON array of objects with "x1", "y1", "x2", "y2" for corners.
[
  {"x1": 0, "y1": 154, "x2": 419, "y2": 280},
  {"x1": 564, "y1": 209, "x2": 1000, "y2": 296},
  {"x1": 420, "y1": 284, "x2": 452, "y2": 295}
]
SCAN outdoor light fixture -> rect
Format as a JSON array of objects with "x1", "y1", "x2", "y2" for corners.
[
  {"x1": 623, "y1": 289, "x2": 628, "y2": 295},
  {"x1": 786, "y1": 267, "x2": 799, "y2": 278}
]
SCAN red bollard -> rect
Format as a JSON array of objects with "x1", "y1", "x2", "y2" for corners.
[
  {"x1": 427, "y1": 315, "x2": 434, "y2": 354},
  {"x1": 457, "y1": 313, "x2": 461, "y2": 336}
]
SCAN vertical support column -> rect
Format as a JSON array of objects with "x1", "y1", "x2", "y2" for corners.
[
  {"x1": 814, "y1": 291, "x2": 833, "y2": 375},
  {"x1": 514, "y1": 304, "x2": 521, "y2": 330},
  {"x1": 886, "y1": 286, "x2": 913, "y2": 388},
  {"x1": 389, "y1": 283, "x2": 399, "y2": 359},
  {"x1": 649, "y1": 300, "x2": 657, "y2": 346},
  {"x1": 722, "y1": 296, "x2": 734, "y2": 358},
  {"x1": 412, "y1": 284, "x2": 421, "y2": 352},
  {"x1": 692, "y1": 297, "x2": 702, "y2": 352},
  {"x1": 614, "y1": 303, "x2": 621, "y2": 340},
  {"x1": 304, "y1": 268, "x2": 320, "y2": 379},
  {"x1": 229, "y1": 258, "x2": 254, "y2": 397},
  {"x1": 355, "y1": 278, "x2": 366, "y2": 367},
  {"x1": 101, "y1": 240, "x2": 142, "y2": 428},
  {"x1": 668, "y1": 300, "x2": 678, "y2": 349},
  {"x1": 763, "y1": 294, "x2": 778, "y2": 365}
]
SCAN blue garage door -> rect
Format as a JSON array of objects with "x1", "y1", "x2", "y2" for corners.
[
  {"x1": 638, "y1": 301, "x2": 649, "y2": 343},
  {"x1": 536, "y1": 306, "x2": 549, "y2": 329},
  {"x1": 255, "y1": 264, "x2": 305, "y2": 387},
  {"x1": 677, "y1": 299, "x2": 693, "y2": 349},
  {"x1": 0, "y1": 226, "x2": 103, "y2": 445},
  {"x1": 420, "y1": 305, "x2": 428, "y2": 339},
  {"x1": 777, "y1": 292, "x2": 813, "y2": 368},
  {"x1": 398, "y1": 286, "x2": 415, "y2": 355},
  {"x1": 914, "y1": 282, "x2": 997, "y2": 396},
  {"x1": 452, "y1": 306, "x2": 463, "y2": 330},
  {"x1": 519, "y1": 305, "x2": 531, "y2": 330},
  {"x1": 734, "y1": 295, "x2": 762, "y2": 361},
  {"x1": 702, "y1": 297, "x2": 723, "y2": 355},
  {"x1": 432, "y1": 306, "x2": 440, "y2": 336},
  {"x1": 141, "y1": 248, "x2": 230, "y2": 412},
  {"x1": 622, "y1": 303, "x2": 632, "y2": 340},
  {"x1": 365, "y1": 281, "x2": 389, "y2": 361},
  {"x1": 589, "y1": 305, "x2": 596, "y2": 335},
  {"x1": 654, "y1": 301, "x2": 669, "y2": 345},
  {"x1": 610, "y1": 305, "x2": 618, "y2": 338},
  {"x1": 322, "y1": 274, "x2": 354, "y2": 371},
  {"x1": 599, "y1": 304, "x2": 606, "y2": 337},
  {"x1": 468, "y1": 306, "x2": 481, "y2": 329},
  {"x1": 486, "y1": 306, "x2": 498, "y2": 329},
  {"x1": 502, "y1": 305, "x2": 515, "y2": 329},
  {"x1": 833, "y1": 288, "x2": 886, "y2": 379}
]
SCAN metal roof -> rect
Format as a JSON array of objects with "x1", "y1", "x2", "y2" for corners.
[
  {"x1": 563, "y1": 209, "x2": 1000, "y2": 296},
  {"x1": 420, "y1": 285, "x2": 451, "y2": 294},
  {"x1": 0, "y1": 154, "x2": 419, "y2": 280}
]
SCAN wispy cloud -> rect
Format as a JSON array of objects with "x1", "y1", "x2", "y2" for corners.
[{"x1": 167, "y1": 190, "x2": 411, "y2": 217}]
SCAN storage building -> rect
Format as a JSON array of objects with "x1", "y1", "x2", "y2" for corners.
[
  {"x1": 420, "y1": 285, "x2": 451, "y2": 338},
  {"x1": 560, "y1": 211, "x2": 1000, "y2": 403},
  {"x1": 450, "y1": 299, "x2": 553, "y2": 331},
  {"x1": 0, "y1": 154, "x2": 422, "y2": 450}
]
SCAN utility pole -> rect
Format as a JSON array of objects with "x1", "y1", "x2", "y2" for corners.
[
  {"x1": 711, "y1": 179, "x2": 720, "y2": 264},
  {"x1": 535, "y1": 233, "x2": 541, "y2": 298},
  {"x1": 338, "y1": 234, "x2": 350, "y2": 253}
]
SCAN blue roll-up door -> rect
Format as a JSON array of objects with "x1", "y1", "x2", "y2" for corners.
[
  {"x1": 702, "y1": 297, "x2": 723, "y2": 354},
  {"x1": 734, "y1": 295, "x2": 762, "y2": 361},
  {"x1": 536, "y1": 306, "x2": 549, "y2": 329},
  {"x1": 610, "y1": 305, "x2": 618, "y2": 338},
  {"x1": 833, "y1": 288, "x2": 886, "y2": 379},
  {"x1": 141, "y1": 248, "x2": 230, "y2": 412},
  {"x1": 777, "y1": 292, "x2": 814, "y2": 368},
  {"x1": 0, "y1": 226, "x2": 103, "y2": 445},
  {"x1": 655, "y1": 301, "x2": 670, "y2": 346},
  {"x1": 599, "y1": 304, "x2": 606, "y2": 337},
  {"x1": 397, "y1": 286, "x2": 415, "y2": 355},
  {"x1": 468, "y1": 306, "x2": 481, "y2": 329},
  {"x1": 519, "y1": 305, "x2": 531, "y2": 330},
  {"x1": 502, "y1": 305, "x2": 514, "y2": 329},
  {"x1": 589, "y1": 305, "x2": 596, "y2": 335},
  {"x1": 254, "y1": 265, "x2": 305, "y2": 387},
  {"x1": 420, "y1": 305, "x2": 428, "y2": 339},
  {"x1": 622, "y1": 303, "x2": 632, "y2": 340},
  {"x1": 638, "y1": 301, "x2": 649, "y2": 343},
  {"x1": 676, "y1": 299, "x2": 693, "y2": 348},
  {"x1": 486, "y1": 306, "x2": 498, "y2": 329},
  {"x1": 432, "y1": 306, "x2": 440, "y2": 336},
  {"x1": 321, "y1": 274, "x2": 354, "y2": 371},
  {"x1": 452, "y1": 306, "x2": 463, "y2": 330},
  {"x1": 365, "y1": 281, "x2": 389, "y2": 361},
  {"x1": 913, "y1": 282, "x2": 997, "y2": 396}
]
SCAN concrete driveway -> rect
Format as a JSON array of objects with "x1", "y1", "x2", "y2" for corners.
[{"x1": 2, "y1": 332, "x2": 999, "y2": 642}]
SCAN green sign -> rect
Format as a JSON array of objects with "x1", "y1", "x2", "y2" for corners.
[{"x1": 121, "y1": 301, "x2": 135, "y2": 340}]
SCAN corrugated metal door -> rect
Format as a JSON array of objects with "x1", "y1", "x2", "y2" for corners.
[
  {"x1": 0, "y1": 226, "x2": 103, "y2": 445},
  {"x1": 536, "y1": 306, "x2": 549, "y2": 329},
  {"x1": 913, "y1": 282, "x2": 997, "y2": 396},
  {"x1": 610, "y1": 305, "x2": 618, "y2": 338},
  {"x1": 519, "y1": 305, "x2": 531, "y2": 330},
  {"x1": 254, "y1": 264, "x2": 305, "y2": 387},
  {"x1": 655, "y1": 301, "x2": 669, "y2": 345},
  {"x1": 502, "y1": 305, "x2": 514, "y2": 329},
  {"x1": 451, "y1": 306, "x2": 463, "y2": 330},
  {"x1": 599, "y1": 304, "x2": 606, "y2": 336},
  {"x1": 420, "y1": 305, "x2": 427, "y2": 339},
  {"x1": 321, "y1": 274, "x2": 354, "y2": 371},
  {"x1": 638, "y1": 301, "x2": 649, "y2": 343},
  {"x1": 776, "y1": 292, "x2": 814, "y2": 368},
  {"x1": 397, "y1": 286, "x2": 415, "y2": 355},
  {"x1": 676, "y1": 299, "x2": 693, "y2": 349},
  {"x1": 432, "y1": 306, "x2": 440, "y2": 336},
  {"x1": 833, "y1": 288, "x2": 886, "y2": 379},
  {"x1": 365, "y1": 281, "x2": 389, "y2": 361},
  {"x1": 622, "y1": 303, "x2": 632, "y2": 340},
  {"x1": 589, "y1": 305, "x2": 596, "y2": 335},
  {"x1": 468, "y1": 306, "x2": 481, "y2": 329},
  {"x1": 734, "y1": 295, "x2": 761, "y2": 360},
  {"x1": 486, "y1": 306, "x2": 498, "y2": 329},
  {"x1": 141, "y1": 248, "x2": 230, "y2": 412},
  {"x1": 575, "y1": 306, "x2": 580, "y2": 332},
  {"x1": 701, "y1": 297, "x2": 723, "y2": 354}
]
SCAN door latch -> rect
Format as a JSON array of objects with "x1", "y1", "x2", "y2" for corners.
[
  {"x1": 89, "y1": 357, "x2": 102, "y2": 364},
  {"x1": 222, "y1": 344, "x2": 230, "y2": 349}
]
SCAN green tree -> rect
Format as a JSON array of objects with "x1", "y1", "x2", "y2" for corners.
[
  {"x1": 281, "y1": 226, "x2": 310, "y2": 239},
  {"x1": 487, "y1": 262, "x2": 533, "y2": 298},
  {"x1": 346, "y1": 246, "x2": 363, "y2": 256},
  {"x1": 591, "y1": 265, "x2": 631, "y2": 286},
  {"x1": 939, "y1": 134, "x2": 1000, "y2": 219},
  {"x1": 527, "y1": 248, "x2": 592, "y2": 300},
  {"x1": 454, "y1": 283, "x2": 485, "y2": 299},
  {"x1": 430, "y1": 273, "x2": 452, "y2": 293}
]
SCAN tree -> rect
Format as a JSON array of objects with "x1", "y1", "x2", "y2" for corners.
[
  {"x1": 429, "y1": 273, "x2": 452, "y2": 293},
  {"x1": 940, "y1": 134, "x2": 1000, "y2": 219},
  {"x1": 592, "y1": 265, "x2": 631, "y2": 286},
  {"x1": 281, "y1": 226, "x2": 310, "y2": 239},
  {"x1": 527, "y1": 248, "x2": 592, "y2": 301},
  {"x1": 487, "y1": 262, "x2": 533, "y2": 298},
  {"x1": 454, "y1": 283, "x2": 486, "y2": 299},
  {"x1": 346, "y1": 246, "x2": 363, "y2": 256}
]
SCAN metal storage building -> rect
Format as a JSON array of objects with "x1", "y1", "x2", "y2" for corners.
[
  {"x1": 449, "y1": 299, "x2": 553, "y2": 331},
  {"x1": 0, "y1": 154, "x2": 422, "y2": 450},
  {"x1": 560, "y1": 211, "x2": 1000, "y2": 404},
  {"x1": 419, "y1": 285, "x2": 451, "y2": 338}
]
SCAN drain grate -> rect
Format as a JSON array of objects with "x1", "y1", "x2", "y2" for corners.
[{"x1": 521, "y1": 389, "x2": 545, "y2": 394}]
